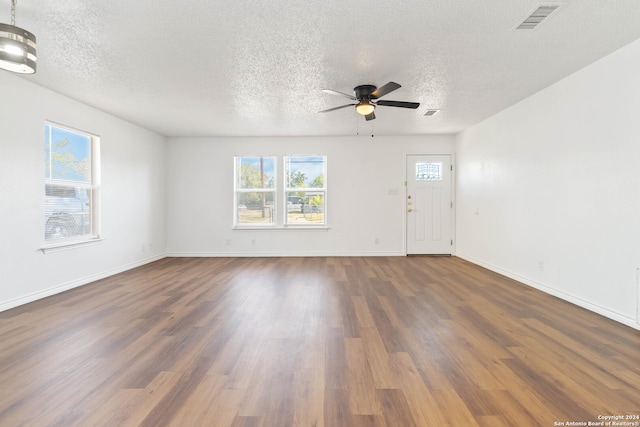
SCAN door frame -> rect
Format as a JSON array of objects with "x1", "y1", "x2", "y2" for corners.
[
  {"x1": 404, "y1": 153, "x2": 456, "y2": 256},
  {"x1": 637, "y1": 268, "x2": 640, "y2": 325}
]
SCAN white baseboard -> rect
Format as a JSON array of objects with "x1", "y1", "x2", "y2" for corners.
[
  {"x1": 0, "y1": 254, "x2": 166, "y2": 313},
  {"x1": 456, "y1": 252, "x2": 640, "y2": 331},
  {"x1": 166, "y1": 251, "x2": 406, "y2": 258}
]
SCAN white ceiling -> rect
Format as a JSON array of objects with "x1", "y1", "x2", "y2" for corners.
[{"x1": 11, "y1": 0, "x2": 640, "y2": 137}]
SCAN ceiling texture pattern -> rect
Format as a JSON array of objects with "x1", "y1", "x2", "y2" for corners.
[{"x1": 10, "y1": 0, "x2": 640, "y2": 137}]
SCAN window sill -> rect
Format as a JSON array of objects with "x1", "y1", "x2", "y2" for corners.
[
  {"x1": 40, "y1": 238, "x2": 104, "y2": 254},
  {"x1": 233, "y1": 225, "x2": 329, "y2": 231}
]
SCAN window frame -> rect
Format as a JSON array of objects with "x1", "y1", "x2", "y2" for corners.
[
  {"x1": 232, "y1": 154, "x2": 328, "y2": 229},
  {"x1": 283, "y1": 155, "x2": 327, "y2": 227},
  {"x1": 43, "y1": 121, "x2": 101, "y2": 249},
  {"x1": 233, "y1": 155, "x2": 277, "y2": 228}
]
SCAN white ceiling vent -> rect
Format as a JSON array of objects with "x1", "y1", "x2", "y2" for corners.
[
  {"x1": 516, "y1": 3, "x2": 563, "y2": 30},
  {"x1": 423, "y1": 109, "x2": 440, "y2": 117}
]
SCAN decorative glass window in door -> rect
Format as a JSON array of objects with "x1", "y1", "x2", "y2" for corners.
[{"x1": 416, "y1": 162, "x2": 442, "y2": 181}]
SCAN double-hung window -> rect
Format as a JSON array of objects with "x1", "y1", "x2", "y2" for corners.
[
  {"x1": 284, "y1": 155, "x2": 326, "y2": 226},
  {"x1": 234, "y1": 156, "x2": 276, "y2": 226},
  {"x1": 44, "y1": 123, "x2": 100, "y2": 244},
  {"x1": 233, "y1": 155, "x2": 327, "y2": 227}
]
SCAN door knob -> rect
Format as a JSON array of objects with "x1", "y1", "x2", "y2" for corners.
[{"x1": 408, "y1": 208, "x2": 413, "y2": 212}]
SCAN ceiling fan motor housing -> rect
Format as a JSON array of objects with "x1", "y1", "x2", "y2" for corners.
[{"x1": 354, "y1": 85, "x2": 377, "y2": 100}]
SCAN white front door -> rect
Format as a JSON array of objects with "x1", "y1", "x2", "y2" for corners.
[{"x1": 406, "y1": 155, "x2": 452, "y2": 255}]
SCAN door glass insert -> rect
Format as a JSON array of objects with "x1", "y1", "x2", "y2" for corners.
[{"x1": 416, "y1": 162, "x2": 443, "y2": 181}]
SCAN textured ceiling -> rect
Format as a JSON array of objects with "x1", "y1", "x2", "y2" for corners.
[{"x1": 9, "y1": 0, "x2": 640, "y2": 137}]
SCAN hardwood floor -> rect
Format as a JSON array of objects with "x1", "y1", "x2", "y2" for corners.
[{"x1": 0, "y1": 256, "x2": 638, "y2": 426}]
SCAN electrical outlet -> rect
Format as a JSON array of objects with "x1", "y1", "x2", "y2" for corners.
[
  {"x1": 251, "y1": 239, "x2": 256, "y2": 246},
  {"x1": 225, "y1": 239, "x2": 231, "y2": 246},
  {"x1": 538, "y1": 261, "x2": 544, "y2": 272},
  {"x1": 374, "y1": 238, "x2": 380, "y2": 245}
]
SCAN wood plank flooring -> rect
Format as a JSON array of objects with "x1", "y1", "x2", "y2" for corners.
[{"x1": 0, "y1": 256, "x2": 639, "y2": 426}]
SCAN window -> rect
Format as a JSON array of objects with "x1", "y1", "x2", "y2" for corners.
[
  {"x1": 233, "y1": 155, "x2": 327, "y2": 228},
  {"x1": 284, "y1": 155, "x2": 326, "y2": 226},
  {"x1": 44, "y1": 123, "x2": 100, "y2": 243},
  {"x1": 234, "y1": 156, "x2": 276, "y2": 226},
  {"x1": 416, "y1": 162, "x2": 443, "y2": 181}
]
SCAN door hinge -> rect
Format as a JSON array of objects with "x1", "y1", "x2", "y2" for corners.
[
  {"x1": 450, "y1": 164, "x2": 453, "y2": 171},
  {"x1": 451, "y1": 201, "x2": 453, "y2": 208},
  {"x1": 451, "y1": 239, "x2": 453, "y2": 245}
]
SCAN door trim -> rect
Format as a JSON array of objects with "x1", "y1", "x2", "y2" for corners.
[{"x1": 637, "y1": 268, "x2": 640, "y2": 325}]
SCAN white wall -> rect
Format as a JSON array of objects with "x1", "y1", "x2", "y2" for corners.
[
  {"x1": 166, "y1": 135, "x2": 454, "y2": 256},
  {"x1": 0, "y1": 72, "x2": 166, "y2": 311},
  {"x1": 456, "y1": 38, "x2": 640, "y2": 329},
  {"x1": 8, "y1": 37, "x2": 638, "y2": 331}
]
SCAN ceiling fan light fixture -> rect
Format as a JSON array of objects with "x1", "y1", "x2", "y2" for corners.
[
  {"x1": 0, "y1": 1, "x2": 36, "y2": 74},
  {"x1": 355, "y1": 101, "x2": 375, "y2": 116}
]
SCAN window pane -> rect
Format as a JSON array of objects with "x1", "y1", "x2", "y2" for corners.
[
  {"x1": 285, "y1": 156, "x2": 326, "y2": 189},
  {"x1": 44, "y1": 184, "x2": 94, "y2": 240},
  {"x1": 45, "y1": 124, "x2": 91, "y2": 183},
  {"x1": 236, "y1": 156, "x2": 276, "y2": 189},
  {"x1": 416, "y1": 162, "x2": 442, "y2": 181},
  {"x1": 237, "y1": 191, "x2": 275, "y2": 225},
  {"x1": 286, "y1": 191, "x2": 325, "y2": 225}
]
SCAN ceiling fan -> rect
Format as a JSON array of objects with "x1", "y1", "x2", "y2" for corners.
[{"x1": 319, "y1": 82, "x2": 420, "y2": 121}]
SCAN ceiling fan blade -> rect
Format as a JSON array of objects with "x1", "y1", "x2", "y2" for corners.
[
  {"x1": 318, "y1": 104, "x2": 356, "y2": 113},
  {"x1": 365, "y1": 111, "x2": 376, "y2": 121},
  {"x1": 322, "y1": 89, "x2": 357, "y2": 101},
  {"x1": 376, "y1": 100, "x2": 420, "y2": 109},
  {"x1": 371, "y1": 82, "x2": 401, "y2": 99}
]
